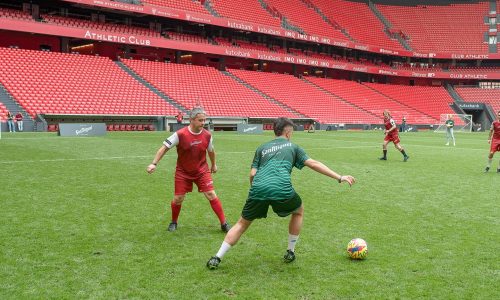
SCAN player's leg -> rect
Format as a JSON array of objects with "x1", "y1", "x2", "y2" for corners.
[
  {"x1": 485, "y1": 142, "x2": 499, "y2": 172},
  {"x1": 169, "y1": 172, "x2": 193, "y2": 231},
  {"x1": 270, "y1": 194, "x2": 303, "y2": 263},
  {"x1": 451, "y1": 128, "x2": 455, "y2": 146},
  {"x1": 202, "y1": 189, "x2": 230, "y2": 232},
  {"x1": 446, "y1": 129, "x2": 450, "y2": 145},
  {"x1": 208, "y1": 198, "x2": 266, "y2": 269},
  {"x1": 394, "y1": 141, "x2": 409, "y2": 162},
  {"x1": 168, "y1": 194, "x2": 185, "y2": 231},
  {"x1": 285, "y1": 205, "x2": 304, "y2": 263},
  {"x1": 380, "y1": 140, "x2": 389, "y2": 160},
  {"x1": 197, "y1": 171, "x2": 230, "y2": 231}
]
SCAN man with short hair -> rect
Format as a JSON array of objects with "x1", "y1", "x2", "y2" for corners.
[
  {"x1": 485, "y1": 110, "x2": 500, "y2": 173},
  {"x1": 147, "y1": 107, "x2": 230, "y2": 232},
  {"x1": 379, "y1": 110, "x2": 409, "y2": 162},
  {"x1": 206, "y1": 117, "x2": 355, "y2": 269},
  {"x1": 445, "y1": 114, "x2": 455, "y2": 146}
]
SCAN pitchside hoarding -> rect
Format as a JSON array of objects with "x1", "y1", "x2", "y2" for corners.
[
  {"x1": 237, "y1": 124, "x2": 263, "y2": 134},
  {"x1": 58, "y1": 123, "x2": 107, "y2": 136}
]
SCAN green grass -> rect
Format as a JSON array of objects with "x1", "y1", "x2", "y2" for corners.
[{"x1": 0, "y1": 130, "x2": 498, "y2": 299}]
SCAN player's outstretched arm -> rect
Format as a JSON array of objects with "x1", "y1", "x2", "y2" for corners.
[
  {"x1": 304, "y1": 159, "x2": 356, "y2": 186},
  {"x1": 147, "y1": 145, "x2": 169, "y2": 174}
]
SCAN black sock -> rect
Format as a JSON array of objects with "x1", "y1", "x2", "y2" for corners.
[
  {"x1": 401, "y1": 150, "x2": 407, "y2": 157},
  {"x1": 383, "y1": 150, "x2": 387, "y2": 158}
]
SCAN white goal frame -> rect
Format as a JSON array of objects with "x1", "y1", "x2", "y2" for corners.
[{"x1": 434, "y1": 114, "x2": 473, "y2": 133}]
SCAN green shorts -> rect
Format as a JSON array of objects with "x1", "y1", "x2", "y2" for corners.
[{"x1": 241, "y1": 193, "x2": 302, "y2": 221}]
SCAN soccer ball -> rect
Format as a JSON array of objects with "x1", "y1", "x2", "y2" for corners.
[{"x1": 347, "y1": 238, "x2": 368, "y2": 260}]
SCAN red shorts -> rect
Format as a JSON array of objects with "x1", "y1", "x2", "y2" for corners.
[
  {"x1": 490, "y1": 140, "x2": 500, "y2": 153},
  {"x1": 384, "y1": 134, "x2": 400, "y2": 144},
  {"x1": 174, "y1": 170, "x2": 214, "y2": 195}
]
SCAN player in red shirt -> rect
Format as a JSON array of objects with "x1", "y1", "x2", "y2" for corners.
[
  {"x1": 147, "y1": 107, "x2": 231, "y2": 232},
  {"x1": 379, "y1": 110, "x2": 409, "y2": 162},
  {"x1": 485, "y1": 110, "x2": 500, "y2": 173}
]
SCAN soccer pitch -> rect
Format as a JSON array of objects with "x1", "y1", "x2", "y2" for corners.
[{"x1": 1, "y1": 130, "x2": 498, "y2": 299}]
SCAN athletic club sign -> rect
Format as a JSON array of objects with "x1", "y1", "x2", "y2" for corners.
[{"x1": 84, "y1": 30, "x2": 151, "y2": 45}]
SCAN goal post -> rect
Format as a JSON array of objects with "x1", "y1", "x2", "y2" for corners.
[{"x1": 434, "y1": 114, "x2": 473, "y2": 133}]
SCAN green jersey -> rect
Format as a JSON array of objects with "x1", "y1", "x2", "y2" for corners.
[
  {"x1": 248, "y1": 137, "x2": 309, "y2": 201},
  {"x1": 445, "y1": 119, "x2": 454, "y2": 128}
]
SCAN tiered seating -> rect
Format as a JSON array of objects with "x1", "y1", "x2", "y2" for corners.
[
  {"x1": 0, "y1": 103, "x2": 8, "y2": 122},
  {"x1": 166, "y1": 32, "x2": 210, "y2": 44},
  {"x1": 310, "y1": 0, "x2": 403, "y2": 50},
  {"x1": 235, "y1": 40, "x2": 270, "y2": 52},
  {"x1": 0, "y1": 7, "x2": 34, "y2": 21},
  {"x1": 0, "y1": 47, "x2": 177, "y2": 118},
  {"x1": 377, "y1": 2, "x2": 489, "y2": 53},
  {"x1": 43, "y1": 15, "x2": 161, "y2": 38},
  {"x1": 307, "y1": 77, "x2": 436, "y2": 124},
  {"x1": 456, "y1": 87, "x2": 500, "y2": 113},
  {"x1": 265, "y1": 0, "x2": 348, "y2": 40},
  {"x1": 210, "y1": 0, "x2": 282, "y2": 28},
  {"x1": 229, "y1": 69, "x2": 381, "y2": 124},
  {"x1": 364, "y1": 82, "x2": 455, "y2": 122},
  {"x1": 213, "y1": 37, "x2": 235, "y2": 47},
  {"x1": 122, "y1": 59, "x2": 297, "y2": 118},
  {"x1": 142, "y1": 0, "x2": 208, "y2": 14}
]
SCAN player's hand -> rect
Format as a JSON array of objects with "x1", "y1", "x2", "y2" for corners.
[
  {"x1": 146, "y1": 164, "x2": 157, "y2": 174},
  {"x1": 340, "y1": 175, "x2": 356, "y2": 187},
  {"x1": 211, "y1": 164, "x2": 218, "y2": 174},
  {"x1": 488, "y1": 140, "x2": 491, "y2": 144}
]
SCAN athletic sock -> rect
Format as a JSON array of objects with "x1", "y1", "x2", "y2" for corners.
[
  {"x1": 383, "y1": 150, "x2": 387, "y2": 158},
  {"x1": 401, "y1": 150, "x2": 407, "y2": 157},
  {"x1": 487, "y1": 159, "x2": 492, "y2": 168},
  {"x1": 171, "y1": 201, "x2": 182, "y2": 223},
  {"x1": 216, "y1": 241, "x2": 232, "y2": 259},
  {"x1": 288, "y1": 234, "x2": 299, "y2": 252},
  {"x1": 209, "y1": 197, "x2": 226, "y2": 224}
]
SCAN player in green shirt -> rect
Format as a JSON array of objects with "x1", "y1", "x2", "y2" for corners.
[
  {"x1": 445, "y1": 115, "x2": 455, "y2": 146},
  {"x1": 207, "y1": 117, "x2": 356, "y2": 269}
]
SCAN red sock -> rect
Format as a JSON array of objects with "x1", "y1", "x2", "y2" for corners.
[
  {"x1": 209, "y1": 197, "x2": 226, "y2": 224},
  {"x1": 171, "y1": 201, "x2": 182, "y2": 223}
]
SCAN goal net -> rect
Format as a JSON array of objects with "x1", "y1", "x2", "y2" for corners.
[{"x1": 434, "y1": 114, "x2": 473, "y2": 133}]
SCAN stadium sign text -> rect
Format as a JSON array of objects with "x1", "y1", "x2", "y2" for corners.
[{"x1": 83, "y1": 31, "x2": 151, "y2": 45}]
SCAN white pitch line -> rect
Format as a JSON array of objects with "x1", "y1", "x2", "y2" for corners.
[{"x1": 0, "y1": 145, "x2": 378, "y2": 164}]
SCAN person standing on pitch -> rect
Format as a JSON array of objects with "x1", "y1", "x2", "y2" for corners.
[
  {"x1": 15, "y1": 112, "x2": 23, "y2": 132},
  {"x1": 485, "y1": 110, "x2": 500, "y2": 173},
  {"x1": 206, "y1": 117, "x2": 355, "y2": 269},
  {"x1": 379, "y1": 110, "x2": 409, "y2": 162},
  {"x1": 146, "y1": 107, "x2": 231, "y2": 232},
  {"x1": 445, "y1": 114, "x2": 455, "y2": 146}
]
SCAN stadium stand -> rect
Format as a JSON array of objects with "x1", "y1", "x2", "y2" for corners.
[
  {"x1": 43, "y1": 15, "x2": 161, "y2": 38},
  {"x1": 264, "y1": 0, "x2": 348, "y2": 40},
  {"x1": 0, "y1": 103, "x2": 8, "y2": 122},
  {"x1": 142, "y1": 0, "x2": 208, "y2": 14},
  {"x1": 0, "y1": 7, "x2": 34, "y2": 21},
  {"x1": 0, "y1": 47, "x2": 178, "y2": 118},
  {"x1": 363, "y1": 82, "x2": 456, "y2": 122},
  {"x1": 306, "y1": 77, "x2": 437, "y2": 124},
  {"x1": 228, "y1": 69, "x2": 382, "y2": 124},
  {"x1": 455, "y1": 87, "x2": 500, "y2": 112},
  {"x1": 310, "y1": 0, "x2": 403, "y2": 50},
  {"x1": 121, "y1": 59, "x2": 298, "y2": 118},
  {"x1": 210, "y1": 0, "x2": 282, "y2": 28},
  {"x1": 377, "y1": 2, "x2": 489, "y2": 53},
  {"x1": 166, "y1": 31, "x2": 211, "y2": 44}
]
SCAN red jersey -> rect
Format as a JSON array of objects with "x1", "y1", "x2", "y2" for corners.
[
  {"x1": 164, "y1": 126, "x2": 213, "y2": 176},
  {"x1": 492, "y1": 121, "x2": 500, "y2": 140},
  {"x1": 384, "y1": 117, "x2": 398, "y2": 137}
]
